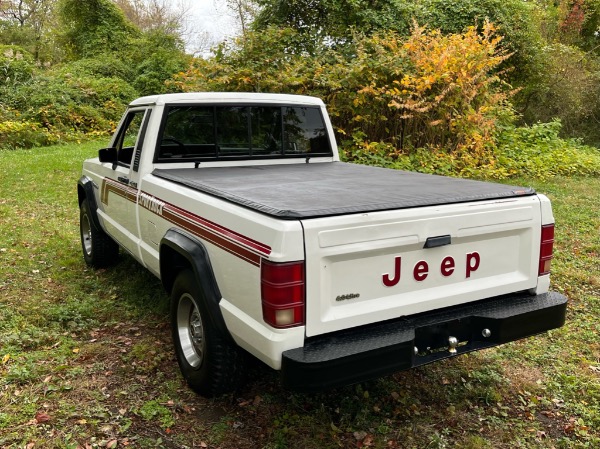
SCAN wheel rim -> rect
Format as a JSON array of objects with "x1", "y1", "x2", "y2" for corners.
[
  {"x1": 177, "y1": 293, "x2": 205, "y2": 368},
  {"x1": 81, "y1": 212, "x2": 93, "y2": 256}
]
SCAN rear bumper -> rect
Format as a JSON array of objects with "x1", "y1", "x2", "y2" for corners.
[{"x1": 281, "y1": 291, "x2": 567, "y2": 392}]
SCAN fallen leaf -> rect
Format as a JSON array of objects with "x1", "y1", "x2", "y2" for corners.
[
  {"x1": 354, "y1": 431, "x2": 367, "y2": 441},
  {"x1": 72, "y1": 348, "x2": 80, "y2": 354},
  {"x1": 106, "y1": 440, "x2": 118, "y2": 449},
  {"x1": 1, "y1": 354, "x2": 9, "y2": 364},
  {"x1": 199, "y1": 443, "x2": 208, "y2": 448},
  {"x1": 35, "y1": 412, "x2": 51, "y2": 423}
]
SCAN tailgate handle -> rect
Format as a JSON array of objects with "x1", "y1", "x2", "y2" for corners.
[{"x1": 424, "y1": 235, "x2": 451, "y2": 249}]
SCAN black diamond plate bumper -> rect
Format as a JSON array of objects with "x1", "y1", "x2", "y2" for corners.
[{"x1": 282, "y1": 291, "x2": 567, "y2": 392}]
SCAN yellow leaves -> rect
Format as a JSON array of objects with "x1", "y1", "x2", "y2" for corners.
[{"x1": 2, "y1": 354, "x2": 10, "y2": 364}]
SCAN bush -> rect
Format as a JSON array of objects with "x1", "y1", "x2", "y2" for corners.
[
  {"x1": 0, "y1": 119, "x2": 58, "y2": 150},
  {"x1": 0, "y1": 45, "x2": 35, "y2": 86},
  {"x1": 520, "y1": 43, "x2": 600, "y2": 146},
  {"x1": 493, "y1": 120, "x2": 600, "y2": 179},
  {"x1": 56, "y1": 56, "x2": 136, "y2": 83},
  {"x1": 342, "y1": 120, "x2": 600, "y2": 180},
  {"x1": 128, "y1": 30, "x2": 189, "y2": 95},
  {"x1": 6, "y1": 73, "x2": 136, "y2": 134}
]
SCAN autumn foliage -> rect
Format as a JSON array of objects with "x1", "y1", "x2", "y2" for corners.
[{"x1": 170, "y1": 23, "x2": 512, "y2": 164}]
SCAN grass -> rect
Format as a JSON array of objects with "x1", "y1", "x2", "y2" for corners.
[{"x1": 0, "y1": 142, "x2": 598, "y2": 448}]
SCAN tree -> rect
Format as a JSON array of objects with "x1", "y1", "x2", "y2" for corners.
[
  {"x1": 225, "y1": 0, "x2": 258, "y2": 39},
  {"x1": 113, "y1": 0, "x2": 189, "y2": 35},
  {"x1": 59, "y1": 0, "x2": 139, "y2": 59},
  {"x1": 0, "y1": 0, "x2": 59, "y2": 60},
  {"x1": 253, "y1": 0, "x2": 417, "y2": 46}
]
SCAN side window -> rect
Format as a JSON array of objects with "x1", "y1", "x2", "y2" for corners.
[{"x1": 115, "y1": 110, "x2": 146, "y2": 165}]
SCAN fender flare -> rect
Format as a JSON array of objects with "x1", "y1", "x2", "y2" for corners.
[
  {"x1": 77, "y1": 176, "x2": 102, "y2": 231},
  {"x1": 160, "y1": 228, "x2": 233, "y2": 342}
]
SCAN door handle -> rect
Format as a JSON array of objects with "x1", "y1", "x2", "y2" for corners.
[{"x1": 117, "y1": 176, "x2": 130, "y2": 184}]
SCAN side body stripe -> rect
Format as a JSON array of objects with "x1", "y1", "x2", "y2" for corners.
[{"x1": 101, "y1": 178, "x2": 271, "y2": 266}]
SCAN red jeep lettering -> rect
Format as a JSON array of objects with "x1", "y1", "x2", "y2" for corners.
[
  {"x1": 466, "y1": 252, "x2": 481, "y2": 278},
  {"x1": 382, "y1": 256, "x2": 402, "y2": 287},
  {"x1": 383, "y1": 252, "x2": 482, "y2": 287}
]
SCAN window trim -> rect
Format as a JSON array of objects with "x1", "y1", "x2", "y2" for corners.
[{"x1": 113, "y1": 108, "x2": 150, "y2": 168}]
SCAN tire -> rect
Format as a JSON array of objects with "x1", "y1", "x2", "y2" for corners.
[
  {"x1": 79, "y1": 200, "x2": 119, "y2": 268},
  {"x1": 170, "y1": 269, "x2": 246, "y2": 397}
]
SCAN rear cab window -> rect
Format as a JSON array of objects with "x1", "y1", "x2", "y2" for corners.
[{"x1": 154, "y1": 104, "x2": 332, "y2": 162}]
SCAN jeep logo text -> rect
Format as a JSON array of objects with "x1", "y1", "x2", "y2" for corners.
[{"x1": 382, "y1": 252, "x2": 480, "y2": 287}]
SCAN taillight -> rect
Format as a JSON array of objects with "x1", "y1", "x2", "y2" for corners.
[
  {"x1": 538, "y1": 224, "x2": 555, "y2": 276},
  {"x1": 261, "y1": 259, "x2": 305, "y2": 328}
]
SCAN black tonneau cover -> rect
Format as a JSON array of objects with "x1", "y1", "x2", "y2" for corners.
[{"x1": 153, "y1": 162, "x2": 535, "y2": 219}]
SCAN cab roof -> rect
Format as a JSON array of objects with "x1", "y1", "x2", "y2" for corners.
[{"x1": 129, "y1": 92, "x2": 325, "y2": 107}]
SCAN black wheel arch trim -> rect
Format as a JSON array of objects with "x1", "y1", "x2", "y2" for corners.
[
  {"x1": 78, "y1": 176, "x2": 102, "y2": 231},
  {"x1": 160, "y1": 228, "x2": 233, "y2": 343}
]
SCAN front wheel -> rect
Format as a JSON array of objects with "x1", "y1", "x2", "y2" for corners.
[
  {"x1": 79, "y1": 200, "x2": 119, "y2": 268},
  {"x1": 170, "y1": 270, "x2": 246, "y2": 397}
]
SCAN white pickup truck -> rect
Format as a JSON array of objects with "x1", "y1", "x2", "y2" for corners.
[{"x1": 78, "y1": 92, "x2": 567, "y2": 396}]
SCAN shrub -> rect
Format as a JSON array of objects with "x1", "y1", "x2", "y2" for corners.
[
  {"x1": 0, "y1": 119, "x2": 58, "y2": 150},
  {"x1": 520, "y1": 43, "x2": 600, "y2": 146},
  {"x1": 130, "y1": 30, "x2": 189, "y2": 95},
  {"x1": 55, "y1": 56, "x2": 136, "y2": 83},
  {"x1": 344, "y1": 120, "x2": 600, "y2": 180},
  {"x1": 0, "y1": 45, "x2": 35, "y2": 86},
  {"x1": 3, "y1": 72, "x2": 137, "y2": 144},
  {"x1": 493, "y1": 120, "x2": 600, "y2": 179}
]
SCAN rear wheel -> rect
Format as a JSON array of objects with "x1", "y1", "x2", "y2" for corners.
[
  {"x1": 170, "y1": 270, "x2": 246, "y2": 397},
  {"x1": 79, "y1": 200, "x2": 119, "y2": 267}
]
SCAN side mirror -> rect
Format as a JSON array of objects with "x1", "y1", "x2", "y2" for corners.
[{"x1": 99, "y1": 147, "x2": 117, "y2": 163}]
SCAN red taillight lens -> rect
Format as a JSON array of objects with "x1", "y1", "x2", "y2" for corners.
[
  {"x1": 538, "y1": 224, "x2": 555, "y2": 276},
  {"x1": 261, "y1": 260, "x2": 305, "y2": 328}
]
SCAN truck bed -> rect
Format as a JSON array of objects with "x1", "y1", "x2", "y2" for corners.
[{"x1": 153, "y1": 162, "x2": 535, "y2": 219}]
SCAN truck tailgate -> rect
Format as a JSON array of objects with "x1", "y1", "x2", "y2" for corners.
[{"x1": 302, "y1": 196, "x2": 542, "y2": 337}]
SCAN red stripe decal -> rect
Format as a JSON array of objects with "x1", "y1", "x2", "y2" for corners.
[{"x1": 101, "y1": 178, "x2": 270, "y2": 265}]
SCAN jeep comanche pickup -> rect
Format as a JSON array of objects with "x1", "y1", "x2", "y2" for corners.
[{"x1": 78, "y1": 92, "x2": 567, "y2": 396}]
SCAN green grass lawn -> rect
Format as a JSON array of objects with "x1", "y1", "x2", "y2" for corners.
[{"x1": 0, "y1": 142, "x2": 598, "y2": 448}]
